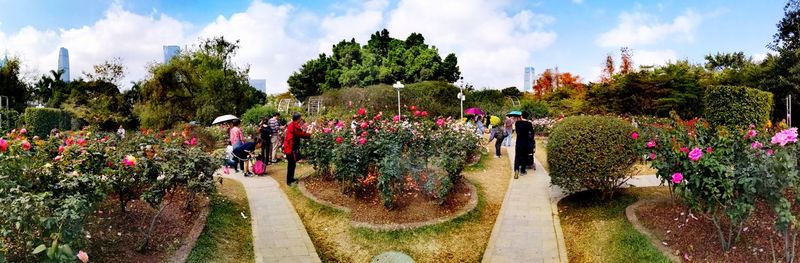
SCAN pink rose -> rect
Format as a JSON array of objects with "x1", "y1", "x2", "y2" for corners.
[
  {"x1": 360, "y1": 122, "x2": 368, "y2": 129},
  {"x1": 688, "y1": 147, "x2": 702, "y2": 161},
  {"x1": 373, "y1": 114, "x2": 381, "y2": 120},
  {"x1": 58, "y1": 145, "x2": 66, "y2": 153},
  {"x1": 706, "y1": 147, "x2": 713, "y2": 154},
  {"x1": 19, "y1": 128, "x2": 27, "y2": 134},
  {"x1": 746, "y1": 129, "x2": 757, "y2": 138},
  {"x1": 649, "y1": 152, "x2": 656, "y2": 160},
  {"x1": 421, "y1": 111, "x2": 428, "y2": 117},
  {"x1": 646, "y1": 140, "x2": 656, "y2": 148},
  {"x1": 358, "y1": 137, "x2": 367, "y2": 145},
  {"x1": 77, "y1": 250, "x2": 89, "y2": 263},
  {"x1": 21, "y1": 140, "x2": 31, "y2": 151},
  {"x1": 436, "y1": 118, "x2": 445, "y2": 127},
  {"x1": 357, "y1": 108, "x2": 367, "y2": 116},
  {"x1": 671, "y1": 172, "x2": 683, "y2": 184},
  {"x1": 77, "y1": 138, "x2": 87, "y2": 147},
  {"x1": 751, "y1": 141, "x2": 763, "y2": 149},
  {"x1": 54, "y1": 155, "x2": 62, "y2": 161},
  {"x1": 66, "y1": 137, "x2": 75, "y2": 146},
  {"x1": 322, "y1": 128, "x2": 332, "y2": 134},
  {"x1": 190, "y1": 137, "x2": 198, "y2": 145},
  {"x1": 631, "y1": 132, "x2": 639, "y2": 140},
  {"x1": 0, "y1": 138, "x2": 7, "y2": 152},
  {"x1": 771, "y1": 128, "x2": 798, "y2": 146},
  {"x1": 414, "y1": 110, "x2": 421, "y2": 117},
  {"x1": 767, "y1": 149, "x2": 775, "y2": 156},
  {"x1": 393, "y1": 115, "x2": 401, "y2": 122},
  {"x1": 122, "y1": 155, "x2": 136, "y2": 167}
]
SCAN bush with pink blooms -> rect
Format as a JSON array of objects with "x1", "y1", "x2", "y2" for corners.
[
  {"x1": 0, "y1": 129, "x2": 216, "y2": 262},
  {"x1": 638, "y1": 114, "x2": 800, "y2": 256},
  {"x1": 304, "y1": 106, "x2": 481, "y2": 208}
]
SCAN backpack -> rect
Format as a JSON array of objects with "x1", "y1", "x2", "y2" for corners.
[
  {"x1": 495, "y1": 128, "x2": 506, "y2": 140},
  {"x1": 252, "y1": 159, "x2": 266, "y2": 175},
  {"x1": 260, "y1": 124, "x2": 272, "y2": 141}
]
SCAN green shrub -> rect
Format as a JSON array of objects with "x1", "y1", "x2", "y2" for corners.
[
  {"x1": 518, "y1": 99, "x2": 550, "y2": 119},
  {"x1": 24, "y1": 108, "x2": 72, "y2": 137},
  {"x1": 704, "y1": 85, "x2": 773, "y2": 127},
  {"x1": 241, "y1": 105, "x2": 278, "y2": 125},
  {"x1": 547, "y1": 115, "x2": 638, "y2": 198},
  {"x1": 0, "y1": 109, "x2": 20, "y2": 133}
]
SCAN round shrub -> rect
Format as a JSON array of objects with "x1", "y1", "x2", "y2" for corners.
[
  {"x1": 241, "y1": 105, "x2": 278, "y2": 125},
  {"x1": 547, "y1": 115, "x2": 638, "y2": 198},
  {"x1": 518, "y1": 99, "x2": 550, "y2": 119}
]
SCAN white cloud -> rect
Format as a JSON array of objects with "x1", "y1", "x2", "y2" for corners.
[
  {"x1": 317, "y1": 0, "x2": 387, "y2": 54},
  {"x1": 387, "y1": 0, "x2": 556, "y2": 88},
  {"x1": 633, "y1": 49, "x2": 677, "y2": 66},
  {"x1": 596, "y1": 10, "x2": 702, "y2": 47},
  {"x1": 572, "y1": 0, "x2": 584, "y2": 4}
]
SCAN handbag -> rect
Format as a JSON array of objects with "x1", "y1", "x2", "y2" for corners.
[{"x1": 252, "y1": 159, "x2": 266, "y2": 175}]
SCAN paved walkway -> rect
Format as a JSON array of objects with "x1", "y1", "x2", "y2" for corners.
[
  {"x1": 483, "y1": 144, "x2": 663, "y2": 263},
  {"x1": 218, "y1": 170, "x2": 321, "y2": 263}
]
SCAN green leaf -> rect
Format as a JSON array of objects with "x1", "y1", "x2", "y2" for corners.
[{"x1": 32, "y1": 244, "x2": 47, "y2": 254}]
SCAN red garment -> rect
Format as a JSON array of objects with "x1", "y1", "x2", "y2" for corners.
[{"x1": 283, "y1": 121, "x2": 310, "y2": 155}]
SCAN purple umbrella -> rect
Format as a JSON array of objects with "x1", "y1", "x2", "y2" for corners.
[{"x1": 464, "y1": 108, "x2": 484, "y2": 116}]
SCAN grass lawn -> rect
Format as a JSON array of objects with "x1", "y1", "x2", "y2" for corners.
[
  {"x1": 535, "y1": 137, "x2": 658, "y2": 175},
  {"x1": 558, "y1": 187, "x2": 671, "y2": 263},
  {"x1": 269, "y1": 149, "x2": 511, "y2": 262},
  {"x1": 187, "y1": 178, "x2": 254, "y2": 263}
]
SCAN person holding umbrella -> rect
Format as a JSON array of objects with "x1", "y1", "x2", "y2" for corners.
[{"x1": 283, "y1": 112, "x2": 311, "y2": 185}]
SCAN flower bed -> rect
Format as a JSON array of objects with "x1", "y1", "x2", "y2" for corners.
[
  {"x1": 634, "y1": 114, "x2": 800, "y2": 260},
  {"x1": 0, "y1": 128, "x2": 216, "y2": 262},
  {"x1": 304, "y1": 106, "x2": 482, "y2": 209}
]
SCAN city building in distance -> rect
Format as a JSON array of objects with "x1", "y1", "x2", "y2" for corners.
[
  {"x1": 58, "y1": 47, "x2": 70, "y2": 82},
  {"x1": 163, "y1": 45, "x2": 180, "y2": 63},
  {"x1": 523, "y1": 66, "x2": 535, "y2": 93},
  {"x1": 249, "y1": 79, "x2": 267, "y2": 93}
]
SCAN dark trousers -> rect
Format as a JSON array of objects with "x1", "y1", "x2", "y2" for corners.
[
  {"x1": 287, "y1": 153, "x2": 297, "y2": 185},
  {"x1": 514, "y1": 145, "x2": 531, "y2": 174},
  {"x1": 262, "y1": 141, "x2": 271, "y2": 163},
  {"x1": 494, "y1": 140, "x2": 502, "y2": 156}
]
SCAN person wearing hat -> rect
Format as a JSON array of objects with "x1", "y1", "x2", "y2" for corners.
[{"x1": 283, "y1": 112, "x2": 311, "y2": 185}]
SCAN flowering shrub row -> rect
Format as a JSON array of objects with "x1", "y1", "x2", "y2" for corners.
[
  {"x1": 638, "y1": 116, "x2": 800, "y2": 256},
  {"x1": 304, "y1": 106, "x2": 482, "y2": 208},
  {"x1": 0, "y1": 128, "x2": 216, "y2": 262}
]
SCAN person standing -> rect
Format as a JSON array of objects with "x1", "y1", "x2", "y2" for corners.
[
  {"x1": 487, "y1": 125, "x2": 506, "y2": 158},
  {"x1": 475, "y1": 115, "x2": 485, "y2": 135},
  {"x1": 229, "y1": 119, "x2": 244, "y2": 149},
  {"x1": 514, "y1": 112, "x2": 535, "y2": 179},
  {"x1": 268, "y1": 113, "x2": 282, "y2": 163},
  {"x1": 233, "y1": 138, "x2": 261, "y2": 177},
  {"x1": 283, "y1": 112, "x2": 311, "y2": 185},
  {"x1": 259, "y1": 118, "x2": 272, "y2": 163},
  {"x1": 503, "y1": 116, "x2": 514, "y2": 147}
]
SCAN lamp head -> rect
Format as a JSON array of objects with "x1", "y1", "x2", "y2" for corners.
[{"x1": 393, "y1": 81, "x2": 404, "y2": 89}]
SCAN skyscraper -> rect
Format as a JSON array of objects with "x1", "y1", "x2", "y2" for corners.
[
  {"x1": 58, "y1": 47, "x2": 70, "y2": 82},
  {"x1": 249, "y1": 79, "x2": 267, "y2": 93},
  {"x1": 523, "y1": 66, "x2": 535, "y2": 92},
  {"x1": 0, "y1": 51, "x2": 8, "y2": 68},
  {"x1": 163, "y1": 45, "x2": 180, "y2": 63}
]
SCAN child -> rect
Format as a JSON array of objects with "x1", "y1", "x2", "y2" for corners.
[
  {"x1": 224, "y1": 143, "x2": 236, "y2": 173},
  {"x1": 487, "y1": 125, "x2": 506, "y2": 158}
]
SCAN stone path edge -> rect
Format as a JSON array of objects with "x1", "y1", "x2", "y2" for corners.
[
  {"x1": 297, "y1": 178, "x2": 479, "y2": 231},
  {"x1": 168, "y1": 200, "x2": 211, "y2": 263},
  {"x1": 625, "y1": 198, "x2": 682, "y2": 263}
]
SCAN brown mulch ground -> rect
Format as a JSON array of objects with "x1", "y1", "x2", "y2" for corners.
[
  {"x1": 636, "y1": 199, "x2": 794, "y2": 262},
  {"x1": 83, "y1": 188, "x2": 209, "y2": 263},
  {"x1": 302, "y1": 175, "x2": 474, "y2": 225}
]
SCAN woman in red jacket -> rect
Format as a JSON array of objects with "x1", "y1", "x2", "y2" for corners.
[{"x1": 283, "y1": 112, "x2": 311, "y2": 185}]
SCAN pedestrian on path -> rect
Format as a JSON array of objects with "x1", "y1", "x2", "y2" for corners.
[
  {"x1": 229, "y1": 119, "x2": 244, "y2": 149},
  {"x1": 503, "y1": 116, "x2": 514, "y2": 146},
  {"x1": 258, "y1": 118, "x2": 272, "y2": 164},
  {"x1": 284, "y1": 112, "x2": 311, "y2": 185},
  {"x1": 268, "y1": 113, "x2": 282, "y2": 163},
  {"x1": 487, "y1": 125, "x2": 506, "y2": 158},
  {"x1": 475, "y1": 115, "x2": 485, "y2": 135},
  {"x1": 233, "y1": 138, "x2": 261, "y2": 177},
  {"x1": 514, "y1": 111, "x2": 535, "y2": 179}
]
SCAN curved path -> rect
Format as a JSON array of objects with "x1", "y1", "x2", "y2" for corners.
[
  {"x1": 217, "y1": 169, "x2": 321, "y2": 263},
  {"x1": 482, "y1": 143, "x2": 663, "y2": 262}
]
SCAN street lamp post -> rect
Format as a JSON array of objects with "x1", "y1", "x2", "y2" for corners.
[
  {"x1": 393, "y1": 81, "x2": 404, "y2": 117},
  {"x1": 458, "y1": 79, "x2": 465, "y2": 120}
]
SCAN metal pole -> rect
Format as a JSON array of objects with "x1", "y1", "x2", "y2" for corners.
[
  {"x1": 397, "y1": 89, "x2": 401, "y2": 117},
  {"x1": 788, "y1": 95, "x2": 792, "y2": 127}
]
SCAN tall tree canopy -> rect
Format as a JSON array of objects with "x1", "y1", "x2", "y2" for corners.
[
  {"x1": 288, "y1": 29, "x2": 461, "y2": 101},
  {"x1": 0, "y1": 58, "x2": 30, "y2": 112},
  {"x1": 136, "y1": 36, "x2": 265, "y2": 129}
]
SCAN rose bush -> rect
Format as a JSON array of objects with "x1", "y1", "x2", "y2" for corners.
[
  {"x1": 304, "y1": 106, "x2": 481, "y2": 208},
  {"x1": 639, "y1": 114, "x2": 800, "y2": 257},
  {"x1": 0, "y1": 128, "x2": 216, "y2": 262}
]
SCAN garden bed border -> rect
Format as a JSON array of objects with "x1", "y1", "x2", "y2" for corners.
[
  {"x1": 625, "y1": 198, "x2": 682, "y2": 263},
  {"x1": 297, "y1": 178, "x2": 479, "y2": 231}
]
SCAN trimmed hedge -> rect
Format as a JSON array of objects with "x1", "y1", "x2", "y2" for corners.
[
  {"x1": 704, "y1": 85, "x2": 773, "y2": 127},
  {"x1": 241, "y1": 105, "x2": 279, "y2": 125},
  {"x1": 547, "y1": 115, "x2": 638, "y2": 198},
  {"x1": 24, "y1": 108, "x2": 72, "y2": 138}
]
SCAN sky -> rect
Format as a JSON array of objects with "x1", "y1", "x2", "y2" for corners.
[{"x1": 0, "y1": 0, "x2": 787, "y2": 94}]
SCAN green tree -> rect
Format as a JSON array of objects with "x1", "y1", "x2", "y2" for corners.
[{"x1": 0, "y1": 58, "x2": 30, "y2": 112}]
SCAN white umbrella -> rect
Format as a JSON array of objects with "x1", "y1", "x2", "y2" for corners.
[{"x1": 212, "y1": 115, "x2": 238, "y2": 125}]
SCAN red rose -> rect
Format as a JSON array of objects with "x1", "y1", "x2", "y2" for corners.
[
  {"x1": 358, "y1": 108, "x2": 367, "y2": 116},
  {"x1": 360, "y1": 122, "x2": 369, "y2": 129},
  {"x1": 421, "y1": 111, "x2": 428, "y2": 117},
  {"x1": 414, "y1": 110, "x2": 421, "y2": 117},
  {"x1": 336, "y1": 137, "x2": 343, "y2": 144}
]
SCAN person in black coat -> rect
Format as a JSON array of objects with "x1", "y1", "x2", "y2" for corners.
[{"x1": 514, "y1": 111, "x2": 535, "y2": 179}]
